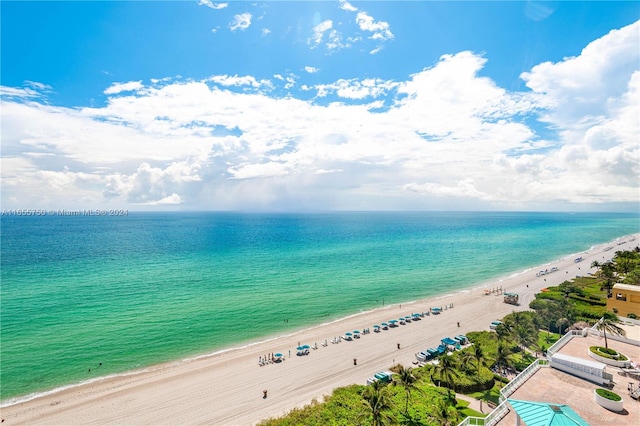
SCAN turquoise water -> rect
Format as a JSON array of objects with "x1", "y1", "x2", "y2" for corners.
[{"x1": 1, "y1": 211, "x2": 638, "y2": 402}]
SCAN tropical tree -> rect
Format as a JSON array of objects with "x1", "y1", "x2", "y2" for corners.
[
  {"x1": 462, "y1": 343, "x2": 486, "y2": 381},
  {"x1": 432, "y1": 355, "x2": 459, "y2": 402},
  {"x1": 556, "y1": 318, "x2": 570, "y2": 335},
  {"x1": 591, "y1": 258, "x2": 619, "y2": 294},
  {"x1": 360, "y1": 381, "x2": 394, "y2": 426},
  {"x1": 614, "y1": 250, "x2": 636, "y2": 274},
  {"x1": 393, "y1": 365, "x2": 419, "y2": 416},
  {"x1": 427, "y1": 398, "x2": 459, "y2": 426},
  {"x1": 594, "y1": 312, "x2": 626, "y2": 349},
  {"x1": 493, "y1": 343, "x2": 513, "y2": 383},
  {"x1": 495, "y1": 321, "x2": 514, "y2": 344},
  {"x1": 514, "y1": 322, "x2": 537, "y2": 351}
]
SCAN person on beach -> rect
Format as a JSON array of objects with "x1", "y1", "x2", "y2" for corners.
[
  {"x1": 353, "y1": 358, "x2": 357, "y2": 365},
  {"x1": 457, "y1": 322, "x2": 460, "y2": 327},
  {"x1": 263, "y1": 390, "x2": 268, "y2": 399}
]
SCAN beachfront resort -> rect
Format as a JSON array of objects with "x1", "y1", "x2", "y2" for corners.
[{"x1": 259, "y1": 244, "x2": 640, "y2": 426}]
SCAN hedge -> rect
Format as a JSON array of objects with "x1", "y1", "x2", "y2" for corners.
[
  {"x1": 589, "y1": 346, "x2": 629, "y2": 361},
  {"x1": 596, "y1": 388, "x2": 622, "y2": 401}
]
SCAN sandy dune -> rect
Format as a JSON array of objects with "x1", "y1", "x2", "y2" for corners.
[{"x1": 2, "y1": 235, "x2": 638, "y2": 425}]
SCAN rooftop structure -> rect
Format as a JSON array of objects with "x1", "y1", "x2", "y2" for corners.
[
  {"x1": 459, "y1": 322, "x2": 640, "y2": 426},
  {"x1": 607, "y1": 283, "x2": 640, "y2": 318},
  {"x1": 507, "y1": 399, "x2": 589, "y2": 426}
]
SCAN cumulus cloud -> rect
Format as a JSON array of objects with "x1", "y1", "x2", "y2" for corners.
[
  {"x1": 314, "y1": 78, "x2": 398, "y2": 99},
  {"x1": 309, "y1": 20, "x2": 333, "y2": 47},
  {"x1": 207, "y1": 74, "x2": 265, "y2": 88},
  {"x1": 229, "y1": 13, "x2": 252, "y2": 31},
  {"x1": 355, "y1": 11, "x2": 394, "y2": 41},
  {"x1": 2, "y1": 21, "x2": 638, "y2": 211},
  {"x1": 339, "y1": 0, "x2": 358, "y2": 12},
  {"x1": 304, "y1": 66, "x2": 319, "y2": 74},
  {"x1": 104, "y1": 81, "x2": 144, "y2": 95},
  {"x1": 198, "y1": 1, "x2": 227, "y2": 10}
]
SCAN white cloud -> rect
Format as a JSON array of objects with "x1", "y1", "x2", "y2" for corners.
[
  {"x1": 229, "y1": 13, "x2": 252, "y2": 31},
  {"x1": 340, "y1": 1, "x2": 358, "y2": 12},
  {"x1": 404, "y1": 179, "x2": 495, "y2": 201},
  {"x1": 309, "y1": 19, "x2": 333, "y2": 47},
  {"x1": 355, "y1": 11, "x2": 394, "y2": 41},
  {"x1": 304, "y1": 66, "x2": 319, "y2": 74},
  {"x1": 2, "y1": 22, "x2": 638, "y2": 211},
  {"x1": 104, "y1": 81, "x2": 143, "y2": 95},
  {"x1": 198, "y1": 1, "x2": 227, "y2": 10},
  {"x1": 0, "y1": 86, "x2": 42, "y2": 98},
  {"x1": 207, "y1": 74, "x2": 265, "y2": 88},
  {"x1": 314, "y1": 78, "x2": 398, "y2": 99},
  {"x1": 261, "y1": 28, "x2": 271, "y2": 36}
]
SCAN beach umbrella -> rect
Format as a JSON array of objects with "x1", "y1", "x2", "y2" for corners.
[
  {"x1": 302, "y1": 344, "x2": 310, "y2": 349},
  {"x1": 345, "y1": 332, "x2": 352, "y2": 336},
  {"x1": 274, "y1": 353, "x2": 283, "y2": 358},
  {"x1": 373, "y1": 324, "x2": 380, "y2": 328},
  {"x1": 389, "y1": 320, "x2": 398, "y2": 324},
  {"x1": 353, "y1": 330, "x2": 360, "y2": 334},
  {"x1": 296, "y1": 346, "x2": 305, "y2": 351},
  {"x1": 381, "y1": 322, "x2": 388, "y2": 326}
]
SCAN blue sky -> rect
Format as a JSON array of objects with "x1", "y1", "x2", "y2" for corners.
[{"x1": 1, "y1": 1, "x2": 639, "y2": 212}]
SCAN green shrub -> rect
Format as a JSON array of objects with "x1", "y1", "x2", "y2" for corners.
[
  {"x1": 569, "y1": 294, "x2": 606, "y2": 306},
  {"x1": 596, "y1": 388, "x2": 622, "y2": 401},
  {"x1": 596, "y1": 346, "x2": 617, "y2": 356},
  {"x1": 445, "y1": 366, "x2": 495, "y2": 394},
  {"x1": 589, "y1": 346, "x2": 629, "y2": 361}
]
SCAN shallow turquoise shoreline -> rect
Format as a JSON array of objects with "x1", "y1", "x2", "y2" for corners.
[{"x1": 1, "y1": 212, "x2": 638, "y2": 401}]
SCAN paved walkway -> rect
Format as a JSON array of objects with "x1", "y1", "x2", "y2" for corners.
[{"x1": 456, "y1": 393, "x2": 486, "y2": 414}]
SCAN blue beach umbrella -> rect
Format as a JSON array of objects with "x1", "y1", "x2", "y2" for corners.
[
  {"x1": 381, "y1": 322, "x2": 388, "y2": 326},
  {"x1": 345, "y1": 332, "x2": 353, "y2": 336},
  {"x1": 302, "y1": 344, "x2": 310, "y2": 349},
  {"x1": 353, "y1": 330, "x2": 360, "y2": 334},
  {"x1": 373, "y1": 324, "x2": 380, "y2": 328},
  {"x1": 296, "y1": 346, "x2": 305, "y2": 351},
  {"x1": 389, "y1": 320, "x2": 398, "y2": 324},
  {"x1": 274, "y1": 353, "x2": 283, "y2": 358}
]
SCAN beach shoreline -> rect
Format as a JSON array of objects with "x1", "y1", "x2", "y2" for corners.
[{"x1": 2, "y1": 234, "x2": 638, "y2": 425}]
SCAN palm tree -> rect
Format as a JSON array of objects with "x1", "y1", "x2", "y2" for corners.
[
  {"x1": 433, "y1": 355, "x2": 459, "y2": 402},
  {"x1": 495, "y1": 321, "x2": 514, "y2": 344},
  {"x1": 556, "y1": 317, "x2": 570, "y2": 335},
  {"x1": 594, "y1": 312, "x2": 626, "y2": 349},
  {"x1": 393, "y1": 365, "x2": 419, "y2": 416},
  {"x1": 462, "y1": 344, "x2": 486, "y2": 381},
  {"x1": 427, "y1": 398, "x2": 458, "y2": 426},
  {"x1": 514, "y1": 322, "x2": 537, "y2": 352},
  {"x1": 360, "y1": 381, "x2": 394, "y2": 426},
  {"x1": 599, "y1": 261, "x2": 618, "y2": 296},
  {"x1": 493, "y1": 343, "x2": 513, "y2": 385}
]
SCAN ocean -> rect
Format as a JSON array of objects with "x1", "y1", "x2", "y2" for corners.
[{"x1": 1, "y1": 211, "x2": 638, "y2": 402}]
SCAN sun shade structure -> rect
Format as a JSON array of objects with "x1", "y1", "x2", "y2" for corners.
[{"x1": 507, "y1": 399, "x2": 589, "y2": 426}]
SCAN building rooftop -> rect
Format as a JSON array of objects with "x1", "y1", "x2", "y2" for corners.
[
  {"x1": 507, "y1": 399, "x2": 589, "y2": 426},
  {"x1": 612, "y1": 283, "x2": 640, "y2": 292},
  {"x1": 494, "y1": 333, "x2": 640, "y2": 426}
]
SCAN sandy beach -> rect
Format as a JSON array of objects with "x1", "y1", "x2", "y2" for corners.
[{"x1": 2, "y1": 234, "x2": 638, "y2": 425}]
